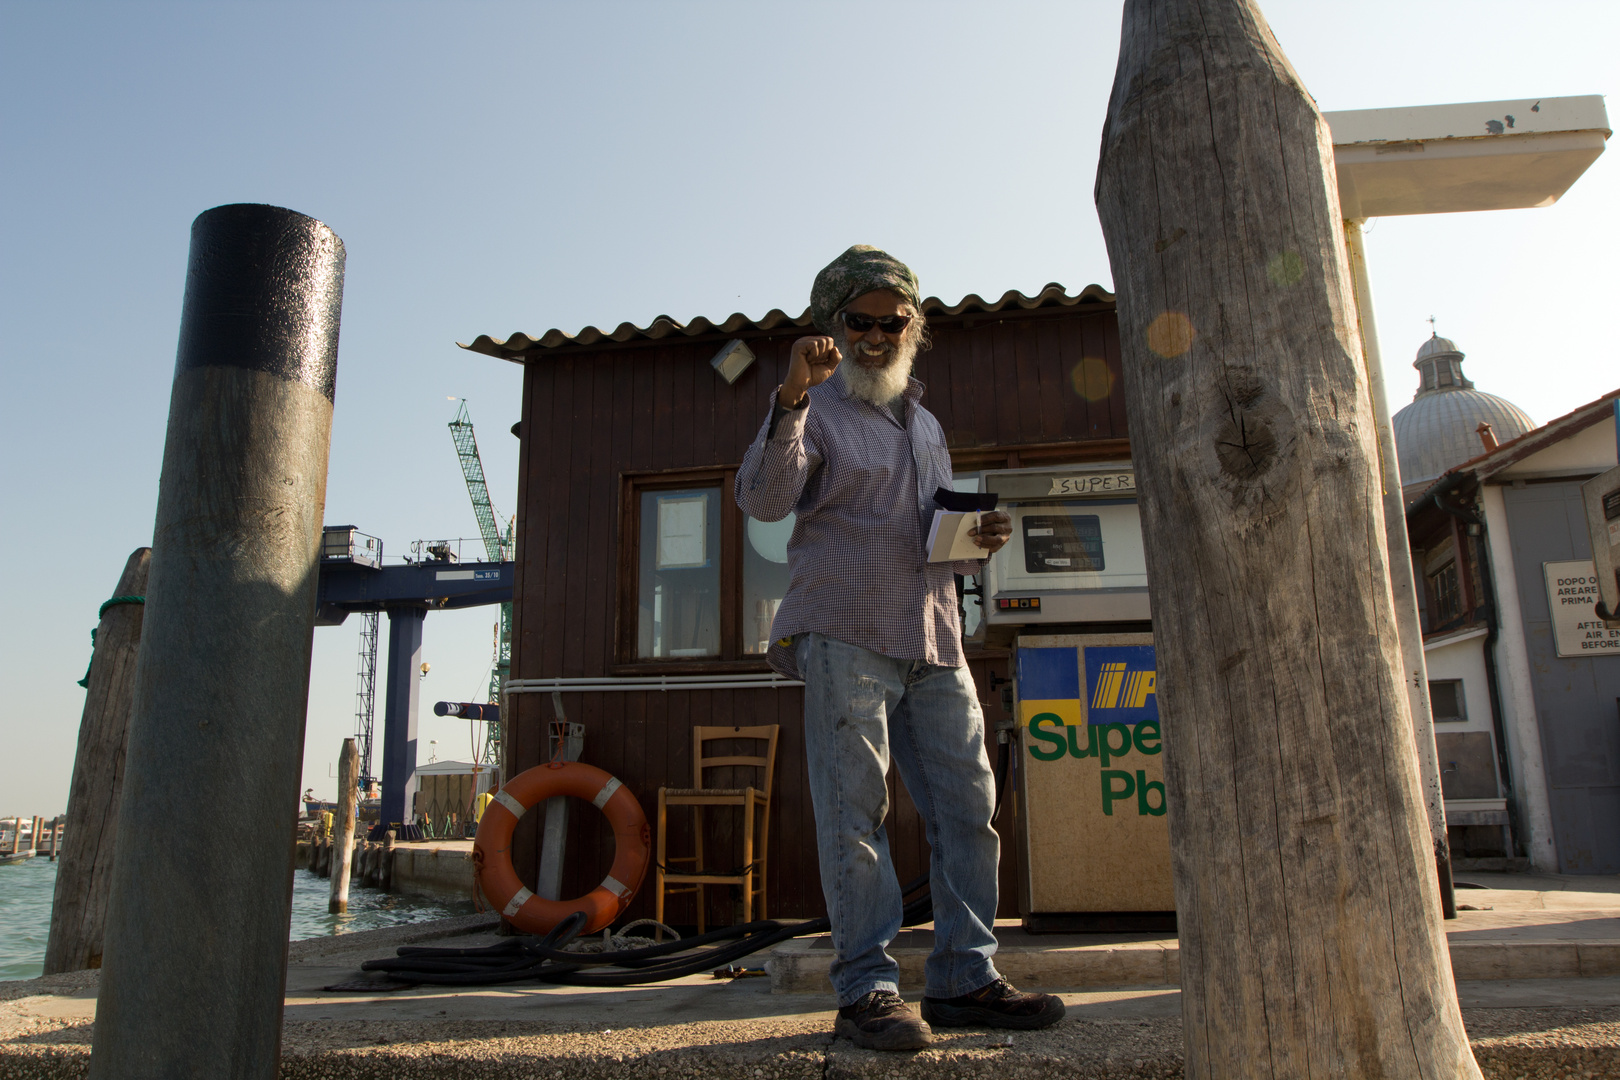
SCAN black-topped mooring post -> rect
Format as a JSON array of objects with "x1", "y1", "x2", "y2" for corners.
[{"x1": 90, "y1": 204, "x2": 344, "y2": 1080}]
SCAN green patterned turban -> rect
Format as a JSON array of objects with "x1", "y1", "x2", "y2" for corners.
[{"x1": 809, "y1": 245, "x2": 922, "y2": 337}]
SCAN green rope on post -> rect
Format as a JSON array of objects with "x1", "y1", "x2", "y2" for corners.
[
  {"x1": 77, "y1": 595, "x2": 146, "y2": 688},
  {"x1": 99, "y1": 595, "x2": 145, "y2": 619}
]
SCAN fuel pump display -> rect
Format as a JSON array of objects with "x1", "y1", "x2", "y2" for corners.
[
  {"x1": 1021, "y1": 514, "x2": 1105, "y2": 573},
  {"x1": 980, "y1": 463, "x2": 1150, "y2": 632}
]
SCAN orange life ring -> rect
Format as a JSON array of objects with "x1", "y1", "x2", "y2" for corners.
[{"x1": 473, "y1": 762, "x2": 650, "y2": 935}]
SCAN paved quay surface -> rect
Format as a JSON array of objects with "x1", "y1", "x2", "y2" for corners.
[
  {"x1": 2, "y1": 873, "x2": 1618, "y2": 1078},
  {"x1": 772, "y1": 870, "x2": 1620, "y2": 992}
]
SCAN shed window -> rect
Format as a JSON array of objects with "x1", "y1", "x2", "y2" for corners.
[
  {"x1": 638, "y1": 487, "x2": 722, "y2": 659},
  {"x1": 620, "y1": 470, "x2": 746, "y2": 667},
  {"x1": 1429, "y1": 680, "x2": 1466, "y2": 723},
  {"x1": 618, "y1": 455, "x2": 1033, "y2": 667},
  {"x1": 743, "y1": 513, "x2": 794, "y2": 655}
]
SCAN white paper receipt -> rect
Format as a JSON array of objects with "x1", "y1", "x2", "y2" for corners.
[{"x1": 927, "y1": 510, "x2": 983, "y2": 562}]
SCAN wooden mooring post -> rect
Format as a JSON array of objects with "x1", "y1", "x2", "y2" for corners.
[
  {"x1": 330, "y1": 739, "x2": 359, "y2": 913},
  {"x1": 1094, "y1": 1, "x2": 1480, "y2": 1076},
  {"x1": 45, "y1": 548, "x2": 150, "y2": 974},
  {"x1": 88, "y1": 205, "x2": 344, "y2": 1080}
]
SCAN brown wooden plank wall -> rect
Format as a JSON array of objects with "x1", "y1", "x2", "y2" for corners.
[{"x1": 507, "y1": 304, "x2": 1125, "y2": 924}]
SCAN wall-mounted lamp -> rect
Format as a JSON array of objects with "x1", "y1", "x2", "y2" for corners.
[{"x1": 710, "y1": 339, "x2": 756, "y2": 385}]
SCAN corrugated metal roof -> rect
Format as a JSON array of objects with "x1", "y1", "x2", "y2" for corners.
[{"x1": 458, "y1": 282, "x2": 1114, "y2": 362}]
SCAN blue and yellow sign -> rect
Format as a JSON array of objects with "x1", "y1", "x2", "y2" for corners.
[
  {"x1": 1014, "y1": 633, "x2": 1174, "y2": 914},
  {"x1": 1017, "y1": 641, "x2": 1165, "y2": 817},
  {"x1": 1084, "y1": 645, "x2": 1158, "y2": 723}
]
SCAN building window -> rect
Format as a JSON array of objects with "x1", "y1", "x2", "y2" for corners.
[
  {"x1": 1429, "y1": 680, "x2": 1466, "y2": 723},
  {"x1": 1427, "y1": 560, "x2": 1462, "y2": 624},
  {"x1": 637, "y1": 487, "x2": 723, "y2": 659},
  {"x1": 619, "y1": 450, "x2": 1106, "y2": 666},
  {"x1": 743, "y1": 512, "x2": 794, "y2": 655}
]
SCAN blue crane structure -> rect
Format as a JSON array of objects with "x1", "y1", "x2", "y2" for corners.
[{"x1": 317, "y1": 533, "x2": 512, "y2": 839}]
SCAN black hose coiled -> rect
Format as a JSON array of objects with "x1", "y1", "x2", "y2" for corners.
[
  {"x1": 361, "y1": 734, "x2": 1012, "y2": 988},
  {"x1": 360, "y1": 873, "x2": 935, "y2": 987}
]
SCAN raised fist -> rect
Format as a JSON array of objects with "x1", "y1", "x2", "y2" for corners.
[{"x1": 782, "y1": 336, "x2": 842, "y2": 407}]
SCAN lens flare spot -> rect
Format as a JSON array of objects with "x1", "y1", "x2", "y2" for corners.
[
  {"x1": 1267, "y1": 251, "x2": 1305, "y2": 287},
  {"x1": 1146, "y1": 312, "x2": 1194, "y2": 358},
  {"x1": 1070, "y1": 357, "x2": 1115, "y2": 401}
]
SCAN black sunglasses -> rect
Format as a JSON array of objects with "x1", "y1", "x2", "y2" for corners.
[{"x1": 840, "y1": 311, "x2": 913, "y2": 334}]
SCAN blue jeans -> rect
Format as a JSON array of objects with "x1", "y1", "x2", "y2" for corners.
[{"x1": 795, "y1": 632, "x2": 1001, "y2": 1006}]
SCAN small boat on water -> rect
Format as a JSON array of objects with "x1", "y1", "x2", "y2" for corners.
[
  {"x1": 302, "y1": 788, "x2": 381, "y2": 825},
  {"x1": 0, "y1": 818, "x2": 36, "y2": 864}
]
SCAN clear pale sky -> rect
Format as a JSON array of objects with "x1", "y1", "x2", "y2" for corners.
[{"x1": 2, "y1": 1, "x2": 1615, "y2": 816}]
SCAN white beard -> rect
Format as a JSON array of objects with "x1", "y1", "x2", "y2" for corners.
[{"x1": 837, "y1": 335, "x2": 918, "y2": 407}]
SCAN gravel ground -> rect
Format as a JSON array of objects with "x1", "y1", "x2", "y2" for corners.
[
  {"x1": 2, "y1": 1004, "x2": 1616, "y2": 1078},
  {"x1": 3, "y1": 912, "x2": 1617, "y2": 1079}
]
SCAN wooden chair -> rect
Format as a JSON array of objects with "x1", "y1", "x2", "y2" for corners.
[{"x1": 655, "y1": 724, "x2": 780, "y2": 934}]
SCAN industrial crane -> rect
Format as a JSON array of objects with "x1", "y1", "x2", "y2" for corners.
[
  {"x1": 353, "y1": 610, "x2": 379, "y2": 790},
  {"x1": 448, "y1": 400, "x2": 513, "y2": 768}
]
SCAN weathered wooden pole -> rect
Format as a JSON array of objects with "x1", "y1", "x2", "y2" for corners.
[
  {"x1": 45, "y1": 548, "x2": 149, "y2": 974},
  {"x1": 1094, "y1": 2, "x2": 1480, "y2": 1077},
  {"x1": 330, "y1": 738, "x2": 359, "y2": 914},
  {"x1": 89, "y1": 204, "x2": 343, "y2": 1080}
]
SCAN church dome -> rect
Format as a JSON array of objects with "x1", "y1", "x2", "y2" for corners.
[{"x1": 1392, "y1": 332, "x2": 1535, "y2": 491}]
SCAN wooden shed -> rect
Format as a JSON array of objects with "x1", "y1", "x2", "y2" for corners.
[{"x1": 461, "y1": 282, "x2": 1132, "y2": 926}]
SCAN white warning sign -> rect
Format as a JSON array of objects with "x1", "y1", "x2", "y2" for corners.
[{"x1": 1543, "y1": 560, "x2": 1620, "y2": 658}]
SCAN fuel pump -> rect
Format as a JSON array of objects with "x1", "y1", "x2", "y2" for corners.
[{"x1": 979, "y1": 463, "x2": 1175, "y2": 931}]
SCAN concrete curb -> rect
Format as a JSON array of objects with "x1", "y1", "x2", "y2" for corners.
[
  {"x1": 770, "y1": 935, "x2": 1180, "y2": 993},
  {"x1": 771, "y1": 933, "x2": 1620, "y2": 994},
  {"x1": 1450, "y1": 940, "x2": 1620, "y2": 980}
]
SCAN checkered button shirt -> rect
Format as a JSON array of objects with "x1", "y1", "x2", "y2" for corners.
[{"x1": 736, "y1": 375, "x2": 985, "y2": 679}]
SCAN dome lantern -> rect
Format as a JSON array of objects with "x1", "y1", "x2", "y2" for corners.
[
  {"x1": 1391, "y1": 330, "x2": 1535, "y2": 493},
  {"x1": 1412, "y1": 333, "x2": 1475, "y2": 396}
]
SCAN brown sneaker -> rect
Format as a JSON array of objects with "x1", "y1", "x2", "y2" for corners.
[
  {"x1": 921, "y1": 977, "x2": 1065, "y2": 1030},
  {"x1": 834, "y1": 990, "x2": 934, "y2": 1051}
]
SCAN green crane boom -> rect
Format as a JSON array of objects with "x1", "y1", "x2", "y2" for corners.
[
  {"x1": 448, "y1": 401, "x2": 512, "y2": 768},
  {"x1": 450, "y1": 400, "x2": 509, "y2": 563}
]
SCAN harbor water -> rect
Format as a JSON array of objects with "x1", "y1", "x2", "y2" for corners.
[
  {"x1": 0, "y1": 858, "x2": 474, "y2": 981},
  {"x1": 0, "y1": 858, "x2": 55, "y2": 981}
]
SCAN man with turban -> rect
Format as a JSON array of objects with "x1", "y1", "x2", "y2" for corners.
[{"x1": 737, "y1": 246, "x2": 1064, "y2": 1050}]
